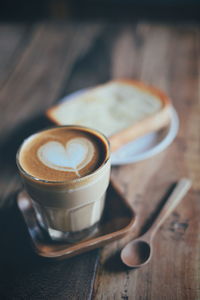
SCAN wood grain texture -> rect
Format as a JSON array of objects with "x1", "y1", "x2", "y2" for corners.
[
  {"x1": 0, "y1": 22, "x2": 199, "y2": 300},
  {"x1": 0, "y1": 24, "x2": 30, "y2": 88},
  {"x1": 93, "y1": 24, "x2": 200, "y2": 300},
  {"x1": 0, "y1": 22, "x2": 105, "y2": 139}
]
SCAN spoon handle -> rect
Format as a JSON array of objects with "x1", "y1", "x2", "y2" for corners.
[{"x1": 145, "y1": 178, "x2": 191, "y2": 241}]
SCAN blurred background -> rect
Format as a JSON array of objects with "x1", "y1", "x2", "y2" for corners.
[
  {"x1": 0, "y1": 0, "x2": 200, "y2": 21},
  {"x1": 0, "y1": 0, "x2": 200, "y2": 299}
]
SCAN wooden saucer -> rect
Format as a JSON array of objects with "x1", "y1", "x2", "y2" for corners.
[{"x1": 17, "y1": 181, "x2": 136, "y2": 260}]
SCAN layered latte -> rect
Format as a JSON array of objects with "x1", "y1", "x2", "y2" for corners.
[{"x1": 17, "y1": 126, "x2": 110, "y2": 242}]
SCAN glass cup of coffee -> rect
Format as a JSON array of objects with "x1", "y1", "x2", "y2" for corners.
[{"x1": 16, "y1": 125, "x2": 110, "y2": 242}]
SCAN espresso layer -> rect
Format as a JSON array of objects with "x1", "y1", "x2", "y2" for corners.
[{"x1": 19, "y1": 127, "x2": 107, "y2": 181}]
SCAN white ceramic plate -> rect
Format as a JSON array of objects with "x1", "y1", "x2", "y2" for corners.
[{"x1": 57, "y1": 89, "x2": 179, "y2": 166}]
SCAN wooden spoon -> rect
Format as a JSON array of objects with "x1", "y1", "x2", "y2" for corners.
[{"x1": 121, "y1": 178, "x2": 191, "y2": 268}]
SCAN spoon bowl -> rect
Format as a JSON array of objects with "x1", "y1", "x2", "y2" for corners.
[{"x1": 121, "y1": 240, "x2": 151, "y2": 268}]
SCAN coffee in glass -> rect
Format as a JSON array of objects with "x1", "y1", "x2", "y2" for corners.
[{"x1": 17, "y1": 125, "x2": 110, "y2": 242}]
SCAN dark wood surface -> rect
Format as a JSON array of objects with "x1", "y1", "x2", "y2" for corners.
[{"x1": 0, "y1": 22, "x2": 199, "y2": 299}]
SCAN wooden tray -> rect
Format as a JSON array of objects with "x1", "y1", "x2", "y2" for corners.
[{"x1": 17, "y1": 181, "x2": 136, "y2": 260}]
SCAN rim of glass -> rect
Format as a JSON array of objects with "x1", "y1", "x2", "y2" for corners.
[{"x1": 16, "y1": 125, "x2": 110, "y2": 184}]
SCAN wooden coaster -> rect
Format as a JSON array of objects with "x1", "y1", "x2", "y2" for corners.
[{"x1": 17, "y1": 181, "x2": 136, "y2": 260}]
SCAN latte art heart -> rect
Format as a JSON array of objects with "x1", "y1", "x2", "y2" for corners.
[{"x1": 37, "y1": 138, "x2": 95, "y2": 176}]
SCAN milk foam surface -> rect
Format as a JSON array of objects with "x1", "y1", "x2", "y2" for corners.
[
  {"x1": 37, "y1": 138, "x2": 94, "y2": 177},
  {"x1": 19, "y1": 127, "x2": 106, "y2": 181}
]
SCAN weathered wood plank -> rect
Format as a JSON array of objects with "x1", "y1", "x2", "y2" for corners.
[
  {"x1": 93, "y1": 24, "x2": 200, "y2": 300},
  {"x1": 0, "y1": 24, "x2": 30, "y2": 88},
  {"x1": 0, "y1": 23, "x2": 104, "y2": 135},
  {"x1": 64, "y1": 23, "x2": 120, "y2": 94}
]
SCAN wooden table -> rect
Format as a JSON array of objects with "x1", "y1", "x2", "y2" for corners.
[{"x1": 0, "y1": 22, "x2": 199, "y2": 300}]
